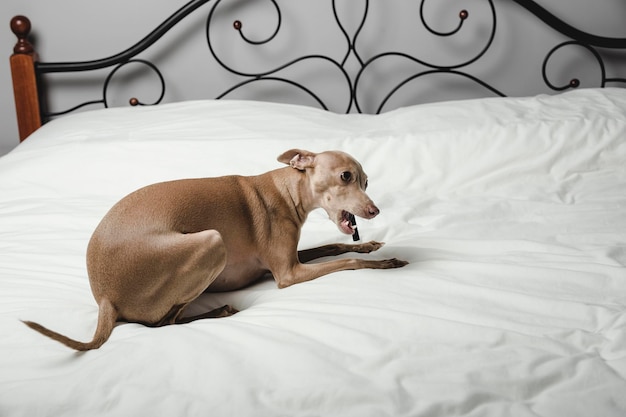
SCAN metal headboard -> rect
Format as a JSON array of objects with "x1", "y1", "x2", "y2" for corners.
[{"x1": 10, "y1": 0, "x2": 626, "y2": 140}]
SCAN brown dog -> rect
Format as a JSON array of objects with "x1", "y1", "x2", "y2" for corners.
[{"x1": 24, "y1": 149, "x2": 408, "y2": 350}]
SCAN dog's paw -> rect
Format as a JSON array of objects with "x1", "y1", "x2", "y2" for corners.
[
  {"x1": 356, "y1": 241, "x2": 385, "y2": 253},
  {"x1": 382, "y1": 258, "x2": 409, "y2": 269},
  {"x1": 219, "y1": 305, "x2": 239, "y2": 317},
  {"x1": 208, "y1": 305, "x2": 239, "y2": 318}
]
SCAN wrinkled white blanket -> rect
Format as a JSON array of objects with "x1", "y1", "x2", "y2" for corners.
[{"x1": 0, "y1": 88, "x2": 625, "y2": 416}]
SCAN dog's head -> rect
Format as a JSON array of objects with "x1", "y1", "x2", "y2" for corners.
[{"x1": 278, "y1": 149, "x2": 379, "y2": 236}]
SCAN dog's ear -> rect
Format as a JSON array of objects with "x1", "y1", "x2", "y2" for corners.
[{"x1": 277, "y1": 149, "x2": 316, "y2": 171}]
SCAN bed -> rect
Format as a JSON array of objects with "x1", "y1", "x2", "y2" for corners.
[{"x1": 3, "y1": 1, "x2": 626, "y2": 416}]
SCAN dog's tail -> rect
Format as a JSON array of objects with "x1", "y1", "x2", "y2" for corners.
[{"x1": 23, "y1": 298, "x2": 118, "y2": 351}]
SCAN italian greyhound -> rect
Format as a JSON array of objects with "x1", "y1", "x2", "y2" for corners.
[{"x1": 24, "y1": 149, "x2": 408, "y2": 350}]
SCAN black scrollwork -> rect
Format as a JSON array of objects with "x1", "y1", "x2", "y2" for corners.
[
  {"x1": 206, "y1": 0, "x2": 356, "y2": 113},
  {"x1": 208, "y1": 0, "x2": 281, "y2": 76},
  {"x1": 38, "y1": 0, "x2": 212, "y2": 120},
  {"x1": 542, "y1": 41, "x2": 604, "y2": 91},
  {"x1": 334, "y1": 0, "x2": 367, "y2": 68},
  {"x1": 420, "y1": 3, "x2": 469, "y2": 38},
  {"x1": 231, "y1": 0, "x2": 281, "y2": 46},
  {"x1": 103, "y1": 59, "x2": 166, "y2": 107},
  {"x1": 354, "y1": 0, "x2": 503, "y2": 113},
  {"x1": 31, "y1": 0, "x2": 626, "y2": 121},
  {"x1": 45, "y1": 59, "x2": 166, "y2": 119}
]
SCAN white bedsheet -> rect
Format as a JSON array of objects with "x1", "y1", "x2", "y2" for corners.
[{"x1": 0, "y1": 88, "x2": 625, "y2": 416}]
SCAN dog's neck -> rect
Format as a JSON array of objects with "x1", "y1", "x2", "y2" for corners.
[{"x1": 260, "y1": 167, "x2": 315, "y2": 226}]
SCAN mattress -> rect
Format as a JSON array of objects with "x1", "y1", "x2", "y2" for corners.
[{"x1": 0, "y1": 88, "x2": 625, "y2": 416}]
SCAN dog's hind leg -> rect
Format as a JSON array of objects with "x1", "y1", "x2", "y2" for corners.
[{"x1": 173, "y1": 305, "x2": 239, "y2": 324}]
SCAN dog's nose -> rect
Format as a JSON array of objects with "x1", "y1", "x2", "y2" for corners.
[{"x1": 367, "y1": 204, "x2": 380, "y2": 218}]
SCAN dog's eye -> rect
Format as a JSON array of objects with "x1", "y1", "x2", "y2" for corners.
[
  {"x1": 340, "y1": 171, "x2": 352, "y2": 182},
  {"x1": 364, "y1": 180, "x2": 368, "y2": 190}
]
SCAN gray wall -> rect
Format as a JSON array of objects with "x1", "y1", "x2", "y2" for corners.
[{"x1": 2, "y1": 0, "x2": 625, "y2": 156}]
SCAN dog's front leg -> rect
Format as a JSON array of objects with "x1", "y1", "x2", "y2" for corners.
[
  {"x1": 297, "y1": 241, "x2": 385, "y2": 263},
  {"x1": 272, "y1": 257, "x2": 407, "y2": 289}
]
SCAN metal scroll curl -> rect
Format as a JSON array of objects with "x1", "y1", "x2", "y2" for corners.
[
  {"x1": 206, "y1": 0, "x2": 356, "y2": 113},
  {"x1": 354, "y1": 0, "x2": 505, "y2": 114},
  {"x1": 104, "y1": 59, "x2": 166, "y2": 108},
  {"x1": 45, "y1": 60, "x2": 166, "y2": 119},
  {"x1": 542, "y1": 41, "x2": 605, "y2": 91},
  {"x1": 419, "y1": 0, "x2": 469, "y2": 37}
]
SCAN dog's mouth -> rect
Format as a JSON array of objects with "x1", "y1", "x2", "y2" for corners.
[{"x1": 338, "y1": 210, "x2": 357, "y2": 235}]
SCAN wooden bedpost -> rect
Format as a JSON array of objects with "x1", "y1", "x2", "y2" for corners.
[{"x1": 10, "y1": 15, "x2": 42, "y2": 142}]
